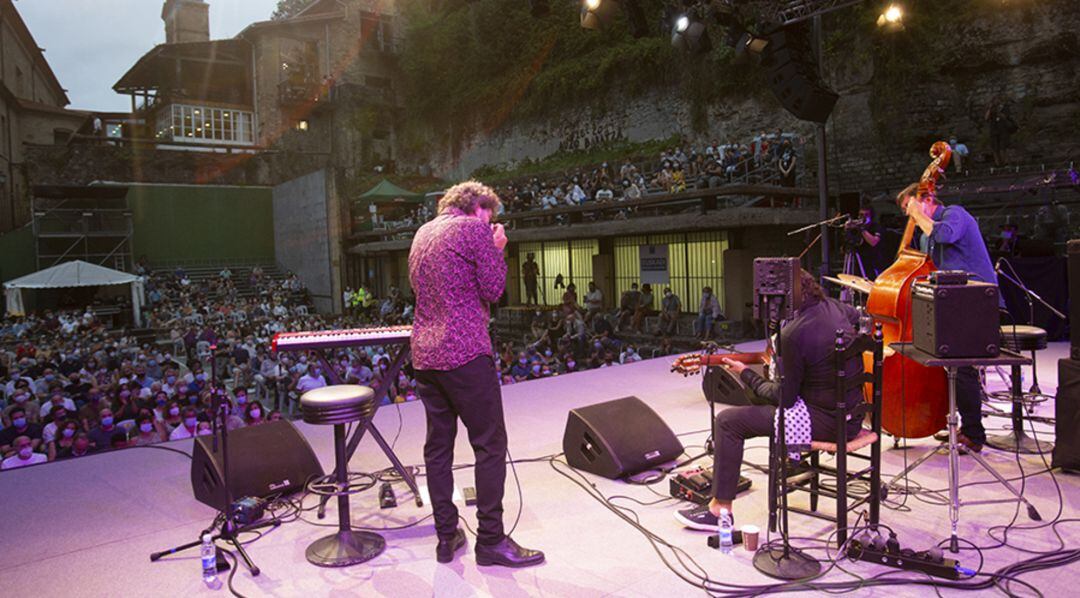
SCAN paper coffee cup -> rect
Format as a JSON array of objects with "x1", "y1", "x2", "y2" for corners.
[{"x1": 741, "y1": 525, "x2": 760, "y2": 551}]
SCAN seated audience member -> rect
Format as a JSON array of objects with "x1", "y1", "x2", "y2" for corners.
[
  {"x1": 694, "y1": 286, "x2": 723, "y2": 341},
  {"x1": 87, "y1": 408, "x2": 120, "y2": 451},
  {"x1": 169, "y1": 407, "x2": 201, "y2": 440},
  {"x1": 657, "y1": 287, "x2": 681, "y2": 336},
  {"x1": 131, "y1": 412, "x2": 166, "y2": 446},
  {"x1": 0, "y1": 407, "x2": 43, "y2": 456},
  {"x1": 617, "y1": 283, "x2": 641, "y2": 331},
  {"x1": 1, "y1": 435, "x2": 47, "y2": 469},
  {"x1": 631, "y1": 283, "x2": 655, "y2": 332},
  {"x1": 48, "y1": 419, "x2": 81, "y2": 461}
]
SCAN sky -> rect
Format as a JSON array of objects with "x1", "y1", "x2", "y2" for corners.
[{"x1": 17, "y1": 0, "x2": 281, "y2": 111}]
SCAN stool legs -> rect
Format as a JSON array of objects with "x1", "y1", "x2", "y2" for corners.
[{"x1": 305, "y1": 423, "x2": 386, "y2": 567}]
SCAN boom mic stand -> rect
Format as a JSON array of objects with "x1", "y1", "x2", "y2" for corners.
[
  {"x1": 150, "y1": 344, "x2": 280, "y2": 576},
  {"x1": 753, "y1": 295, "x2": 821, "y2": 580},
  {"x1": 986, "y1": 258, "x2": 1063, "y2": 454}
]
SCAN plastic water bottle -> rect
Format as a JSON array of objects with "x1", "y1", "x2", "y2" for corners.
[
  {"x1": 718, "y1": 509, "x2": 734, "y2": 554},
  {"x1": 201, "y1": 533, "x2": 218, "y2": 586}
]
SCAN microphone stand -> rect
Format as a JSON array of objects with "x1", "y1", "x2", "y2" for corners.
[
  {"x1": 149, "y1": 344, "x2": 280, "y2": 576},
  {"x1": 753, "y1": 295, "x2": 820, "y2": 580},
  {"x1": 986, "y1": 259, "x2": 1061, "y2": 454}
]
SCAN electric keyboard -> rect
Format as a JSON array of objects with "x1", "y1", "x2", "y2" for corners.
[{"x1": 272, "y1": 325, "x2": 412, "y2": 353}]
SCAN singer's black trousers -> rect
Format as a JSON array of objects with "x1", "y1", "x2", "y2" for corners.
[{"x1": 414, "y1": 355, "x2": 507, "y2": 545}]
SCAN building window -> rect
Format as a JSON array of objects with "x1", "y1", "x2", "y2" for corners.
[{"x1": 155, "y1": 103, "x2": 255, "y2": 145}]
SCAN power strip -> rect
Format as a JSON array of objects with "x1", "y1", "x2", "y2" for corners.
[{"x1": 846, "y1": 534, "x2": 965, "y2": 580}]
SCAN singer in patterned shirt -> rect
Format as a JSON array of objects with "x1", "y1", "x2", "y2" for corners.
[{"x1": 408, "y1": 181, "x2": 544, "y2": 568}]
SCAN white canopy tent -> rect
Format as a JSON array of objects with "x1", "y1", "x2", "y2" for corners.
[{"x1": 4, "y1": 260, "x2": 145, "y2": 326}]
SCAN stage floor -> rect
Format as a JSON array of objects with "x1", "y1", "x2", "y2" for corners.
[{"x1": 1, "y1": 342, "x2": 1076, "y2": 597}]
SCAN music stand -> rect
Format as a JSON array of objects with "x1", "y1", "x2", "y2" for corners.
[{"x1": 888, "y1": 343, "x2": 1042, "y2": 553}]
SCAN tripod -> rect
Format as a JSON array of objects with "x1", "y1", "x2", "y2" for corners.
[{"x1": 150, "y1": 347, "x2": 279, "y2": 576}]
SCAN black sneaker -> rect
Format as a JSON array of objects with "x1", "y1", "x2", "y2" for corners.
[{"x1": 674, "y1": 505, "x2": 729, "y2": 531}]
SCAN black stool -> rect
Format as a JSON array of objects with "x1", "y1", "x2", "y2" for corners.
[
  {"x1": 987, "y1": 326, "x2": 1054, "y2": 454},
  {"x1": 300, "y1": 385, "x2": 385, "y2": 567},
  {"x1": 999, "y1": 325, "x2": 1049, "y2": 397}
]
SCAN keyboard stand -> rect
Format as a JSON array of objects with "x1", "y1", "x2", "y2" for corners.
[{"x1": 313, "y1": 344, "x2": 424, "y2": 517}]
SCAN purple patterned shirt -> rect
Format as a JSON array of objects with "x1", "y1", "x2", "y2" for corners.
[{"x1": 408, "y1": 212, "x2": 506, "y2": 371}]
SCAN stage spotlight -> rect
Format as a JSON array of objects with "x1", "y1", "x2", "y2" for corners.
[
  {"x1": 671, "y1": 13, "x2": 711, "y2": 55},
  {"x1": 581, "y1": 0, "x2": 617, "y2": 31},
  {"x1": 877, "y1": 4, "x2": 905, "y2": 31}
]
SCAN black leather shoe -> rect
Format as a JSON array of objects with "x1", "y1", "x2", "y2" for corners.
[
  {"x1": 436, "y1": 528, "x2": 466, "y2": 564},
  {"x1": 475, "y1": 536, "x2": 544, "y2": 568}
]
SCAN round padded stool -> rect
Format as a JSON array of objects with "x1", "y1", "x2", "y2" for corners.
[
  {"x1": 300, "y1": 385, "x2": 385, "y2": 568},
  {"x1": 999, "y1": 325, "x2": 1048, "y2": 352},
  {"x1": 999, "y1": 325, "x2": 1049, "y2": 396}
]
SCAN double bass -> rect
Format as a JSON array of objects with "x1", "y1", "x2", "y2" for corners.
[{"x1": 864, "y1": 141, "x2": 952, "y2": 439}]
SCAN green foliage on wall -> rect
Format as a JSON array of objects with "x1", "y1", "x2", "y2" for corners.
[
  {"x1": 398, "y1": 0, "x2": 763, "y2": 146},
  {"x1": 0, "y1": 225, "x2": 36, "y2": 283},
  {"x1": 471, "y1": 134, "x2": 682, "y2": 182}
]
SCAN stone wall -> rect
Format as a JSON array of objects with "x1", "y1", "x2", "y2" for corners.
[{"x1": 417, "y1": 1, "x2": 1080, "y2": 196}]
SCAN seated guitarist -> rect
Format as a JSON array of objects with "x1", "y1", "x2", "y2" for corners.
[{"x1": 675, "y1": 270, "x2": 865, "y2": 530}]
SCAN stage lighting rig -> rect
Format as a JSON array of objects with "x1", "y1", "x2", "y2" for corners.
[
  {"x1": 670, "y1": 6, "x2": 712, "y2": 55},
  {"x1": 876, "y1": 3, "x2": 905, "y2": 31},
  {"x1": 580, "y1": 0, "x2": 649, "y2": 37}
]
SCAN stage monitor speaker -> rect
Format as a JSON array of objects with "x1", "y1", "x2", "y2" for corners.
[
  {"x1": 761, "y1": 23, "x2": 838, "y2": 123},
  {"x1": 563, "y1": 396, "x2": 684, "y2": 479},
  {"x1": 1054, "y1": 358, "x2": 1080, "y2": 472},
  {"x1": 191, "y1": 420, "x2": 323, "y2": 511},
  {"x1": 1069, "y1": 240, "x2": 1079, "y2": 360}
]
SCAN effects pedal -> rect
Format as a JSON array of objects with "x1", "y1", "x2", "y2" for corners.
[
  {"x1": 463, "y1": 486, "x2": 478, "y2": 506},
  {"x1": 669, "y1": 466, "x2": 751, "y2": 504},
  {"x1": 231, "y1": 496, "x2": 267, "y2": 525},
  {"x1": 379, "y1": 482, "x2": 397, "y2": 509}
]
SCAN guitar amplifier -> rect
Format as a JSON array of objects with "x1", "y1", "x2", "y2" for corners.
[
  {"x1": 912, "y1": 278, "x2": 1000, "y2": 358},
  {"x1": 1069, "y1": 240, "x2": 1079, "y2": 360}
]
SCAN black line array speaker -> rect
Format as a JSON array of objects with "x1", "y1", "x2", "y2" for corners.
[
  {"x1": 761, "y1": 23, "x2": 839, "y2": 124},
  {"x1": 1053, "y1": 358, "x2": 1080, "y2": 472},
  {"x1": 1069, "y1": 239, "x2": 1079, "y2": 360},
  {"x1": 563, "y1": 396, "x2": 684, "y2": 479},
  {"x1": 191, "y1": 420, "x2": 323, "y2": 511}
]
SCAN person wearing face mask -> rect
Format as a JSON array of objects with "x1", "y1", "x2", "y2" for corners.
[
  {"x1": 3, "y1": 387, "x2": 39, "y2": 425},
  {"x1": 657, "y1": 287, "x2": 681, "y2": 337},
  {"x1": 509, "y1": 353, "x2": 531, "y2": 382},
  {"x1": 296, "y1": 364, "x2": 327, "y2": 393},
  {"x1": 1, "y1": 436, "x2": 47, "y2": 469},
  {"x1": 244, "y1": 401, "x2": 265, "y2": 426},
  {"x1": 169, "y1": 407, "x2": 201, "y2": 440},
  {"x1": 162, "y1": 401, "x2": 184, "y2": 433},
  {"x1": 409, "y1": 181, "x2": 543, "y2": 567},
  {"x1": 41, "y1": 404, "x2": 69, "y2": 444},
  {"x1": 0, "y1": 407, "x2": 43, "y2": 456},
  {"x1": 131, "y1": 414, "x2": 165, "y2": 446},
  {"x1": 87, "y1": 408, "x2": 119, "y2": 450},
  {"x1": 59, "y1": 432, "x2": 94, "y2": 460},
  {"x1": 694, "y1": 286, "x2": 723, "y2": 341},
  {"x1": 564, "y1": 356, "x2": 578, "y2": 373},
  {"x1": 48, "y1": 420, "x2": 81, "y2": 460}
]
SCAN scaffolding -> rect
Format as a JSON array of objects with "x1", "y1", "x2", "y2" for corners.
[{"x1": 32, "y1": 185, "x2": 133, "y2": 272}]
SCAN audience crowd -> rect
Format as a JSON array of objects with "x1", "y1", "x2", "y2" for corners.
[{"x1": 0, "y1": 264, "x2": 703, "y2": 471}]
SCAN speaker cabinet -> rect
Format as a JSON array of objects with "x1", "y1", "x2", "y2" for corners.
[
  {"x1": 563, "y1": 396, "x2": 683, "y2": 479},
  {"x1": 191, "y1": 420, "x2": 323, "y2": 511},
  {"x1": 761, "y1": 23, "x2": 838, "y2": 123},
  {"x1": 1054, "y1": 359, "x2": 1080, "y2": 472}
]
